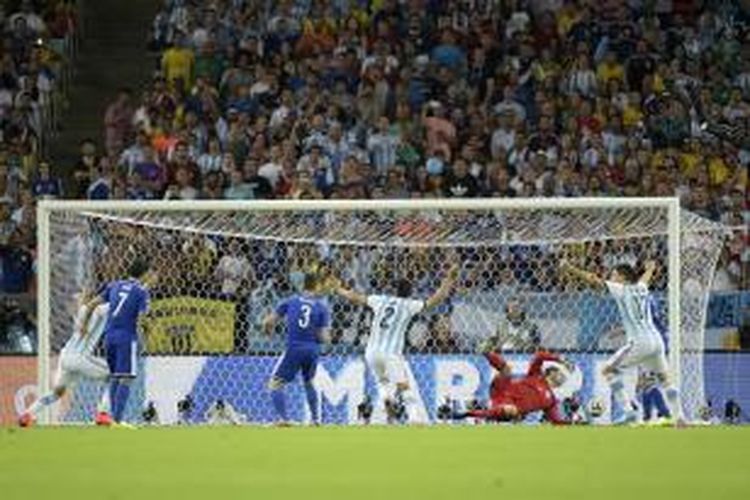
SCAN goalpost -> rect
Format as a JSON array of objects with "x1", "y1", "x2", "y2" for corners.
[{"x1": 36, "y1": 197, "x2": 726, "y2": 425}]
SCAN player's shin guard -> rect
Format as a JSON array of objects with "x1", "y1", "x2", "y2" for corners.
[
  {"x1": 303, "y1": 382, "x2": 319, "y2": 424},
  {"x1": 112, "y1": 379, "x2": 132, "y2": 423},
  {"x1": 270, "y1": 388, "x2": 287, "y2": 422}
]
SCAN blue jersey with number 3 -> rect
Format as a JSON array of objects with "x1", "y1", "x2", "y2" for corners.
[
  {"x1": 276, "y1": 294, "x2": 329, "y2": 347},
  {"x1": 100, "y1": 279, "x2": 150, "y2": 343}
]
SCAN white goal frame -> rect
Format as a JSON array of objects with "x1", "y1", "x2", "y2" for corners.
[{"x1": 36, "y1": 197, "x2": 682, "y2": 424}]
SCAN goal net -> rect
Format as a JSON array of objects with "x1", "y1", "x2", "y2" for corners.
[{"x1": 37, "y1": 198, "x2": 726, "y2": 425}]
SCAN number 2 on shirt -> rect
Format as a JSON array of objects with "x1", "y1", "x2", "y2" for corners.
[
  {"x1": 113, "y1": 291, "x2": 129, "y2": 317},
  {"x1": 380, "y1": 304, "x2": 396, "y2": 329}
]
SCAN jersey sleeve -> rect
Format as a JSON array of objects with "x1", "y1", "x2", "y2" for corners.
[
  {"x1": 317, "y1": 301, "x2": 331, "y2": 328},
  {"x1": 527, "y1": 351, "x2": 561, "y2": 377},
  {"x1": 98, "y1": 282, "x2": 112, "y2": 303},
  {"x1": 366, "y1": 295, "x2": 383, "y2": 309},
  {"x1": 275, "y1": 297, "x2": 291, "y2": 316},
  {"x1": 484, "y1": 351, "x2": 508, "y2": 372},
  {"x1": 407, "y1": 299, "x2": 425, "y2": 315},
  {"x1": 605, "y1": 281, "x2": 626, "y2": 299}
]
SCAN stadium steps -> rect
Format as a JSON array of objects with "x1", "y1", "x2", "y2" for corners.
[{"x1": 48, "y1": 0, "x2": 159, "y2": 193}]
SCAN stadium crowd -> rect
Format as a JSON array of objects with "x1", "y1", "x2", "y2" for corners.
[
  {"x1": 1, "y1": 0, "x2": 749, "y2": 351},
  {"x1": 0, "y1": 0, "x2": 78, "y2": 352}
]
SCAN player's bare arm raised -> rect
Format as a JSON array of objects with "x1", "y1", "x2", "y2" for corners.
[
  {"x1": 558, "y1": 259, "x2": 606, "y2": 289},
  {"x1": 333, "y1": 261, "x2": 461, "y2": 424},
  {"x1": 638, "y1": 259, "x2": 657, "y2": 286},
  {"x1": 332, "y1": 281, "x2": 368, "y2": 307}
]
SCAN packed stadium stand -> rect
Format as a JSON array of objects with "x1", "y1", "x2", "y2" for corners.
[{"x1": 0, "y1": 1, "x2": 747, "y2": 353}]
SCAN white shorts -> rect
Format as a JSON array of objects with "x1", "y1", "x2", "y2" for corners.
[
  {"x1": 54, "y1": 350, "x2": 110, "y2": 388},
  {"x1": 604, "y1": 338, "x2": 668, "y2": 375},
  {"x1": 365, "y1": 351, "x2": 409, "y2": 386}
]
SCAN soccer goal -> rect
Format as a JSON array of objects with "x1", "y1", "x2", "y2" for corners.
[{"x1": 36, "y1": 198, "x2": 726, "y2": 425}]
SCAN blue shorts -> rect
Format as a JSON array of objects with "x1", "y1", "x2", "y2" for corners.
[
  {"x1": 106, "y1": 339, "x2": 138, "y2": 378},
  {"x1": 271, "y1": 344, "x2": 319, "y2": 383}
]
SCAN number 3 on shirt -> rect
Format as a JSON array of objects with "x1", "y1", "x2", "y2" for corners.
[
  {"x1": 113, "y1": 291, "x2": 129, "y2": 317},
  {"x1": 298, "y1": 304, "x2": 312, "y2": 328}
]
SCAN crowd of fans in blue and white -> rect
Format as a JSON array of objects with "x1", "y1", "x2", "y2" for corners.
[{"x1": 1, "y1": 0, "x2": 749, "y2": 352}]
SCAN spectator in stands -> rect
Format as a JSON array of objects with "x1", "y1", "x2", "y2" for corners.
[
  {"x1": 6, "y1": 0, "x2": 744, "y2": 333},
  {"x1": 497, "y1": 299, "x2": 542, "y2": 353},
  {"x1": 0, "y1": 228, "x2": 33, "y2": 294},
  {"x1": 31, "y1": 161, "x2": 62, "y2": 198},
  {"x1": 72, "y1": 139, "x2": 100, "y2": 198},
  {"x1": 424, "y1": 315, "x2": 459, "y2": 354},
  {"x1": 9, "y1": 0, "x2": 46, "y2": 35},
  {"x1": 103, "y1": 88, "x2": 134, "y2": 156},
  {"x1": 163, "y1": 163, "x2": 198, "y2": 200}
]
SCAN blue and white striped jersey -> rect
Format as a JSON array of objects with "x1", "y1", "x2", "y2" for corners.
[
  {"x1": 606, "y1": 281, "x2": 661, "y2": 343},
  {"x1": 62, "y1": 303, "x2": 109, "y2": 355},
  {"x1": 365, "y1": 295, "x2": 424, "y2": 356}
]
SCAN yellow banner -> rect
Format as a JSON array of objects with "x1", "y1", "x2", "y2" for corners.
[{"x1": 142, "y1": 297, "x2": 235, "y2": 354}]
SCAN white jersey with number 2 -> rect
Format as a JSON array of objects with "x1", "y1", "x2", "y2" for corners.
[
  {"x1": 366, "y1": 295, "x2": 424, "y2": 356},
  {"x1": 606, "y1": 281, "x2": 661, "y2": 344}
]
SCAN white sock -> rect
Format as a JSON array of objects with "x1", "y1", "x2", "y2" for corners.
[
  {"x1": 97, "y1": 386, "x2": 111, "y2": 414},
  {"x1": 609, "y1": 378, "x2": 636, "y2": 417},
  {"x1": 661, "y1": 382, "x2": 684, "y2": 421},
  {"x1": 381, "y1": 381, "x2": 397, "y2": 401},
  {"x1": 27, "y1": 393, "x2": 60, "y2": 416}
]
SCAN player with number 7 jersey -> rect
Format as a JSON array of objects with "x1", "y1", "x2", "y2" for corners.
[{"x1": 80, "y1": 257, "x2": 158, "y2": 427}]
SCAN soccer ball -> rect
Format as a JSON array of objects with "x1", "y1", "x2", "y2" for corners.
[{"x1": 587, "y1": 399, "x2": 605, "y2": 418}]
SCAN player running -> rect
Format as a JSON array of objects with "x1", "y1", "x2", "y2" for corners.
[
  {"x1": 560, "y1": 259, "x2": 684, "y2": 425},
  {"x1": 80, "y1": 257, "x2": 157, "y2": 427},
  {"x1": 333, "y1": 263, "x2": 460, "y2": 421},
  {"x1": 454, "y1": 342, "x2": 572, "y2": 424},
  {"x1": 19, "y1": 292, "x2": 112, "y2": 427},
  {"x1": 263, "y1": 272, "x2": 330, "y2": 425}
]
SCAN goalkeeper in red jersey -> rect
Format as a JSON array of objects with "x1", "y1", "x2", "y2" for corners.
[{"x1": 455, "y1": 341, "x2": 573, "y2": 425}]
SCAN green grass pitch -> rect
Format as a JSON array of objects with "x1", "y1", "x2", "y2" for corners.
[{"x1": 1, "y1": 426, "x2": 749, "y2": 500}]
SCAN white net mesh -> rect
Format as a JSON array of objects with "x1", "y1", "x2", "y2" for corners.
[{"x1": 42, "y1": 202, "x2": 726, "y2": 424}]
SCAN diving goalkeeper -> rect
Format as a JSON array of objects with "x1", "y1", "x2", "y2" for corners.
[{"x1": 455, "y1": 341, "x2": 573, "y2": 425}]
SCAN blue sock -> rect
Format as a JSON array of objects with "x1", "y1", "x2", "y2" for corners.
[
  {"x1": 271, "y1": 388, "x2": 287, "y2": 421},
  {"x1": 109, "y1": 380, "x2": 119, "y2": 415},
  {"x1": 113, "y1": 382, "x2": 131, "y2": 422},
  {"x1": 304, "y1": 382, "x2": 319, "y2": 424}
]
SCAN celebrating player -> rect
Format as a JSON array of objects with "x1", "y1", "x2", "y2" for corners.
[
  {"x1": 455, "y1": 342, "x2": 572, "y2": 424},
  {"x1": 80, "y1": 257, "x2": 157, "y2": 427},
  {"x1": 263, "y1": 272, "x2": 330, "y2": 425},
  {"x1": 560, "y1": 259, "x2": 684, "y2": 425},
  {"x1": 333, "y1": 263, "x2": 460, "y2": 422},
  {"x1": 19, "y1": 292, "x2": 112, "y2": 427}
]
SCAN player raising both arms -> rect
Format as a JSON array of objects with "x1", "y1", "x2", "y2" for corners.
[
  {"x1": 454, "y1": 342, "x2": 572, "y2": 424},
  {"x1": 80, "y1": 257, "x2": 157, "y2": 427},
  {"x1": 560, "y1": 259, "x2": 684, "y2": 425},
  {"x1": 333, "y1": 263, "x2": 461, "y2": 422},
  {"x1": 19, "y1": 291, "x2": 112, "y2": 427},
  {"x1": 263, "y1": 272, "x2": 330, "y2": 425}
]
